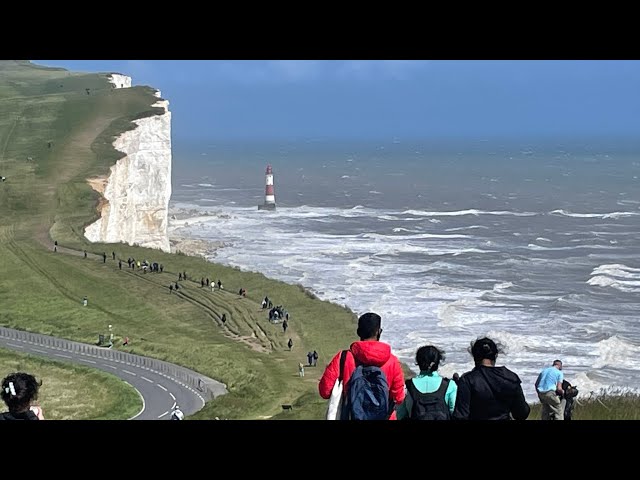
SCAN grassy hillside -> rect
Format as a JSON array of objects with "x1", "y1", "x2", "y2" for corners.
[{"x1": 0, "y1": 60, "x2": 358, "y2": 419}]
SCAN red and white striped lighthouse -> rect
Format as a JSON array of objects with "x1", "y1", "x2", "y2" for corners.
[{"x1": 258, "y1": 164, "x2": 276, "y2": 211}]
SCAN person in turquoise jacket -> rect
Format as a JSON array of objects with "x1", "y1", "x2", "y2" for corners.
[{"x1": 396, "y1": 345, "x2": 457, "y2": 420}]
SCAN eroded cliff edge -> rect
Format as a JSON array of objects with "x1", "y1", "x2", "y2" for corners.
[{"x1": 84, "y1": 75, "x2": 172, "y2": 252}]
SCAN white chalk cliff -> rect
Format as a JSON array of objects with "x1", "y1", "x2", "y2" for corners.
[
  {"x1": 107, "y1": 73, "x2": 132, "y2": 89},
  {"x1": 84, "y1": 78, "x2": 172, "y2": 253}
]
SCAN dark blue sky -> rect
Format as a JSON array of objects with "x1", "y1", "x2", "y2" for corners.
[{"x1": 33, "y1": 60, "x2": 640, "y2": 143}]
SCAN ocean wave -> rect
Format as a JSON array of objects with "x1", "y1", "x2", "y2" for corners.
[
  {"x1": 550, "y1": 209, "x2": 640, "y2": 219},
  {"x1": 402, "y1": 209, "x2": 538, "y2": 217}
]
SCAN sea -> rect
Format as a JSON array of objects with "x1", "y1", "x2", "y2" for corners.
[{"x1": 168, "y1": 138, "x2": 640, "y2": 402}]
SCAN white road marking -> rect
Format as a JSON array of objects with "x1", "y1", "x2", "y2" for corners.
[
  {"x1": 172, "y1": 401, "x2": 176, "y2": 409},
  {"x1": 125, "y1": 380, "x2": 146, "y2": 420},
  {"x1": 169, "y1": 392, "x2": 176, "y2": 401},
  {"x1": 6, "y1": 343, "x2": 23, "y2": 348},
  {"x1": 79, "y1": 359, "x2": 97, "y2": 364},
  {"x1": 106, "y1": 365, "x2": 117, "y2": 370},
  {"x1": 32, "y1": 348, "x2": 47, "y2": 354},
  {"x1": 141, "y1": 376, "x2": 153, "y2": 383},
  {"x1": 157, "y1": 384, "x2": 168, "y2": 392},
  {"x1": 158, "y1": 411, "x2": 169, "y2": 419},
  {"x1": 54, "y1": 353, "x2": 72, "y2": 359},
  {"x1": 122, "y1": 370, "x2": 136, "y2": 376}
]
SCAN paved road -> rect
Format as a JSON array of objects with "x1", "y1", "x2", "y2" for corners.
[{"x1": 0, "y1": 328, "x2": 227, "y2": 420}]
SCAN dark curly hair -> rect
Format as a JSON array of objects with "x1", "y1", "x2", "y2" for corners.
[
  {"x1": 415, "y1": 345, "x2": 446, "y2": 373},
  {"x1": 1, "y1": 372, "x2": 41, "y2": 413},
  {"x1": 469, "y1": 337, "x2": 504, "y2": 364}
]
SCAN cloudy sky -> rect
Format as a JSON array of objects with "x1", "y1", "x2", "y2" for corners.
[{"x1": 34, "y1": 60, "x2": 640, "y2": 143}]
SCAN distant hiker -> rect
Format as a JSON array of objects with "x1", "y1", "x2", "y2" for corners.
[
  {"x1": 201, "y1": 278, "x2": 205, "y2": 288},
  {"x1": 183, "y1": 271, "x2": 187, "y2": 281},
  {"x1": 118, "y1": 260, "x2": 122, "y2": 270},
  {"x1": 318, "y1": 312, "x2": 405, "y2": 420},
  {"x1": 239, "y1": 288, "x2": 243, "y2": 296},
  {"x1": 174, "y1": 283, "x2": 180, "y2": 292},
  {"x1": 396, "y1": 345, "x2": 457, "y2": 420},
  {"x1": 137, "y1": 261, "x2": 141, "y2": 269},
  {"x1": 0, "y1": 176, "x2": 5, "y2": 182},
  {"x1": 217, "y1": 280, "x2": 222, "y2": 289},
  {"x1": 112, "y1": 251, "x2": 116, "y2": 260},
  {"x1": 54, "y1": 241, "x2": 58, "y2": 246},
  {"x1": 82, "y1": 296, "x2": 88, "y2": 307},
  {"x1": 307, "y1": 351, "x2": 314, "y2": 367},
  {"x1": 103, "y1": 252, "x2": 107, "y2": 263},
  {"x1": 53, "y1": 246, "x2": 56, "y2": 252},
  {"x1": 313, "y1": 350, "x2": 318, "y2": 367},
  {"x1": 123, "y1": 337, "x2": 130, "y2": 347},
  {"x1": 268, "y1": 300, "x2": 273, "y2": 309},
  {"x1": 206, "y1": 278, "x2": 210, "y2": 286},
  {"x1": 288, "y1": 338, "x2": 293, "y2": 351},
  {"x1": 211, "y1": 283, "x2": 215, "y2": 292},
  {"x1": 286, "y1": 312, "x2": 289, "y2": 321},
  {"x1": 261, "y1": 299, "x2": 267, "y2": 309},
  {"x1": 299, "y1": 362, "x2": 305, "y2": 377},
  {"x1": 179, "y1": 273, "x2": 182, "y2": 281},
  {"x1": 221, "y1": 313, "x2": 227, "y2": 324},
  {"x1": 169, "y1": 284, "x2": 174, "y2": 294},
  {"x1": 160, "y1": 264, "x2": 164, "y2": 273},
  {"x1": 84, "y1": 250, "x2": 87, "y2": 259},
  {"x1": 282, "y1": 319, "x2": 288, "y2": 333},
  {"x1": 47, "y1": 142, "x2": 52, "y2": 149}
]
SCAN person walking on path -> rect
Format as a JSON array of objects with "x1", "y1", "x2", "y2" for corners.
[
  {"x1": 84, "y1": 250, "x2": 87, "y2": 259},
  {"x1": 221, "y1": 313, "x2": 227, "y2": 324},
  {"x1": 112, "y1": 251, "x2": 116, "y2": 260},
  {"x1": 307, "y1": 351, "x2": 314, "y2": 367},
  {"x1": 313, "y1": 350, "x2": 318, "y2": 367},
  {"x1": 102, "y1": 252, "x2": 107, "y2": 263},
  {"x1": 318, "y1": 312, "x2": 406, "y2": 420},
  {"x1": 123, "y1": 337, "x2": 130, "y2": 346},
  {"x1": 288, "y1": 338, "x2": 293, "y2": 351},
  {"x1": 160, "y1": 264, "x2": 164, "y2": 273},
  {"x1": 169, "y1": 284, "x2": 174, "y2": 294},
  {"x1": 299, "y1": 362, "x2": 305, "y2": 377},
  {"x1": 282, "y1": 319, "x2": 288, "y2": 334},
  {"x1": 82, "y1": 296, "x2": 88, "y2": 307},
  {"x1": 118, "y1": 260, "x2": 122, "y2": 270},
  {"x1": 535, "y1": 360, "x2": 566, "y2": 420},
  {"x1": 452, "y1": 337, "x2": 530, "y2": 421}
]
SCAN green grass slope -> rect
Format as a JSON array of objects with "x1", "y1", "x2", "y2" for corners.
[{"x1": 0, "y1": 60, "x2": 358, "y2": 419}]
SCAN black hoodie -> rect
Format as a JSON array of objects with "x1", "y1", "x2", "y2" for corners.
[{"x1": 452, "y1": 365, "x2": 530, "y2": 420}]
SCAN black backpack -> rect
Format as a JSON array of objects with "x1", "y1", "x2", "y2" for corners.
[{"x1": 405, "y1": 377, "x2": 451, "y2": 420}]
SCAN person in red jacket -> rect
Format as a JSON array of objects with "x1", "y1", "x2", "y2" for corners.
[{"x1": 318, "y1": 312, "x2": 405, "y2": 420}]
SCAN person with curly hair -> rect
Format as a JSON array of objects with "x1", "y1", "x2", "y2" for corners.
[
  {"x1": 452, "y1": 337, "x2": 530, "y2": 420},
  {"x1": 0, "y1": 372, "x2": 45, "y2": 420}
]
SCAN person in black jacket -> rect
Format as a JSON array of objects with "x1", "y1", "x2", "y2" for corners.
[
  {"x1": 452, "y1": 336, "x2": 530, "y2": 421},
  {"x1": 0, "y1": 372, "x2": 44, "y2": 420}
]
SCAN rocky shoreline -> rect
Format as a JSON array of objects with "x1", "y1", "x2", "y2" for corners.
[{"x1": 168, "y1": 207, "x2": 228, "y2": 258}]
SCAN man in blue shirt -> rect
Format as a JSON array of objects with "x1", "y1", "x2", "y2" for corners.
[{"x1": 535, "y1": 360, "x2": 565, "y2": 420}]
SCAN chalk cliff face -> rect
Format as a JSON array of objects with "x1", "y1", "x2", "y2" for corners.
[
  {"x1": 107, "y1": 73, "x2": 132, "y2": 89},
  {"x1": 84, "y1": 80, "x2": 172, "y2": 253}
]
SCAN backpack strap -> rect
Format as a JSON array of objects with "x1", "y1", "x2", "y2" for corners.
[
  {"x1": 338, "y1": 350, "x2": 349, "y2": 382},
  {"x1": 436, "y1": 377, "x2": 450, "y2": 397}
]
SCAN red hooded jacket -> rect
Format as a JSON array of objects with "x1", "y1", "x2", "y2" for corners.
[{"x1": 318, "y1": 340, "x2": 405, "y2": 420}]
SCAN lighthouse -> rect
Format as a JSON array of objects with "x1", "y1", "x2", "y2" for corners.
[{"x1": 258, "y1": 164, "x2": 276, "y2": 211}]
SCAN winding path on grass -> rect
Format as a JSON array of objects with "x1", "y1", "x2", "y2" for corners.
[{"x1": 0, "y1": 326, "x2": 227, "y2": 420}]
